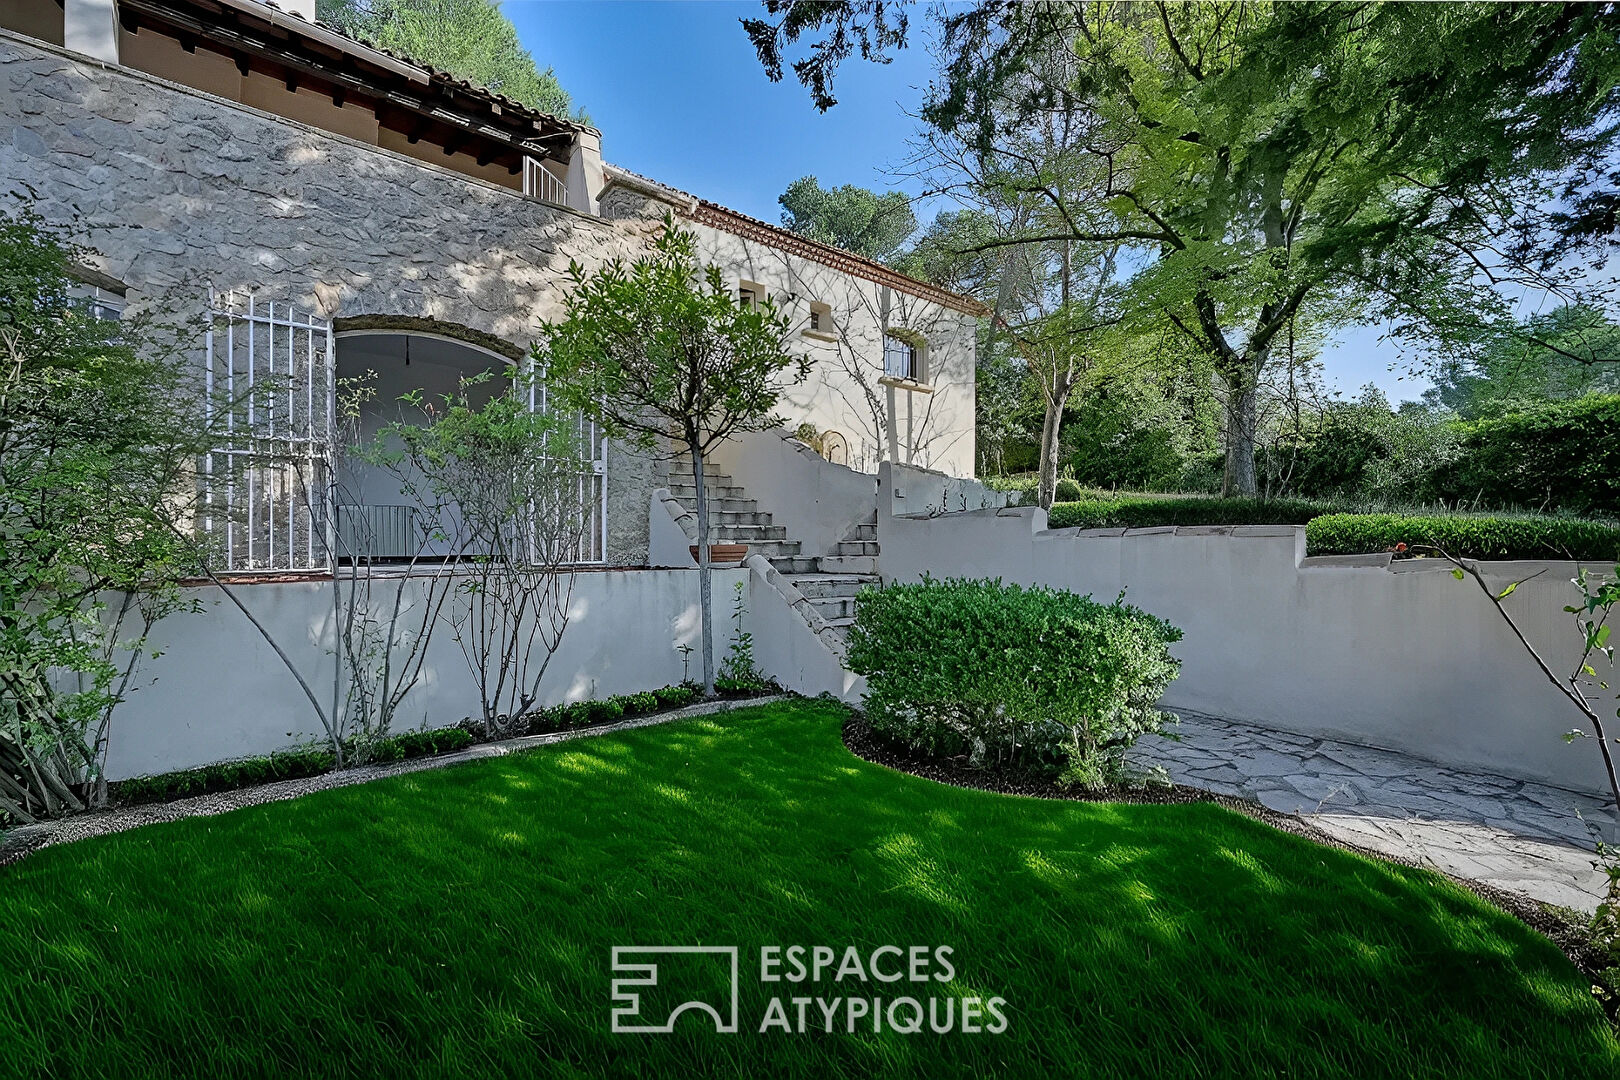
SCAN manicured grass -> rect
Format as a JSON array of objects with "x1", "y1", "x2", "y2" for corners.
[{"x1": 1, "y1": 700, "x2": 1614, "y2": 1078}]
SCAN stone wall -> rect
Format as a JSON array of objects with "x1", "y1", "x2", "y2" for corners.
[{"x1": 1, "y1": 31, "x2": 663, "y2": 560}]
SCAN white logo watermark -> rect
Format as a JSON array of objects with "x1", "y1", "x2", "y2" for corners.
[
  {"x1": 610, "y1": 945, "x2": 1007, "y2": 1035},
  {"x1": 610, "y1": 946, "x2": 740, "y2": 1033}
]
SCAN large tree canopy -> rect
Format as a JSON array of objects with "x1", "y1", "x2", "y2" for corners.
[
  {"x1": 752, "y1": 1, "x2": 1620, "y2": 494},
  {"x1": 778, "y1": 176, "x2": 918, "y2": 264},
  {"x1": 318, "y1": 0, "x2": 580, "y2": 119}
]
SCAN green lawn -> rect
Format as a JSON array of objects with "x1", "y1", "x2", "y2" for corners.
[{"x1": 1, "y1": 700, "x2": 1614, "y2": 1078}]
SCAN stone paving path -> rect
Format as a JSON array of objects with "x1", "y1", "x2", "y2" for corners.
[{"x1": 1129, "y1": 711, "x2": 1618, "y2": 911}]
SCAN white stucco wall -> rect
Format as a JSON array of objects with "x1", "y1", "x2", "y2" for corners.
[
  {"x1": 876, "y1": 466, "x2": 1614, "y2": 795},
  {"x1": 710, "y1": 429, "x2": 878, "y2": 556},
  {"x1": 102, "y1": 567, "x2": 745, "y2": 780},
  {"x1": 683, "y1": 222, "x2": 979, "y2": 479}
]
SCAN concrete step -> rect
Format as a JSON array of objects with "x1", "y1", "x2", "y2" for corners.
[
  {"x1": 711, "y1": 523, "x2": 786, "y2": 540},
  {"x1": 836, "y1": 540, "x2": 880, "y2": 557},
  {"x1": 669, "y1": 483, "x2": 747, "y2": 500},
  {"x1": 807, "y1": 595, "x2": 859, "y2": 621},
  {"x1": 770, "y1": 555, "x2": 820, "y2": 575},
  {"x1": 784, "y1": 573, "x2": 878, "y2": 600},
  {"x1": 669, "y1": 458, "x2": 727, "y2": 475},
  {"x1": 673, "y1": 497, "x2": 757, "y2": 513},
  {"x1": 816, "y1": 555, "x2": 878, "y2": 574},
  {"x1": 710, "y1": 510, "x2": 773, "y2": 526},
  {"x1": 848, "y1": 523, "x2": 878, "y2": 542},
  {"x1": 820, "y1": 614, "x2": 857, "y2": 629},
  {"x1": 744, "y1": 540, "x2": 802, "y2": 558}
]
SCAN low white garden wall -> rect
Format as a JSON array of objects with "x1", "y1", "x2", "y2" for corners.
[
  {"x1": 103, "y1": 567, "x2": 746, "y2": 780},
  {"x1": 876, "y1": 465, "x2": 1613, "y2": 795}
]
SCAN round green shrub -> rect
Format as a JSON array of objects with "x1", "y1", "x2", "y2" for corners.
[{"x1": 844, "y1": 578, "x2": 1183, "y2": 788}]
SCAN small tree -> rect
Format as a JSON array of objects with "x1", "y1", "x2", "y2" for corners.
[
  {"x1": 541, "y1": 219, "x2": 806, "y2": 694},
  {"x1": 0, "y1": 209, "x2": 214, "y2": 820},
  {"x1": 371, "y1": 371, "x2": 590, "y2": 736}
]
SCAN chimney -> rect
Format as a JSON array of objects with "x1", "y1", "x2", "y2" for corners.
[{"x1": 565, "y1": 130, "x2": 605, "y2": 216}]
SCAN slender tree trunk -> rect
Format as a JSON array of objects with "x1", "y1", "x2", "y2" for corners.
[
  {"x1": 1220, "y1": 358, "x2": 1260, "y2": 498},
  {"x1": 690, "y1": 442, "x2": 716, "y2": 696},
  {"x1": 1037, "y1": 383, "x2": 1071, "y2": 510}
]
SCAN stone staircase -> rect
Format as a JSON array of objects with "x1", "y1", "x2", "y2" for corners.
[{"x1": 668, "y1": 455, "x2": 879, "y2": 635}]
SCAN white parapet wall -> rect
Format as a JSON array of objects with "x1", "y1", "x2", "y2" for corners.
[
  {"x1": 103, "y1": 567, "x2": 745, "y2": 780},
  {"x1": 875, "y1": 465, "x2": 1613, "y2": 795}
]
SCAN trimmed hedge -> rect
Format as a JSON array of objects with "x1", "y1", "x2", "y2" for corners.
[
  {"x1": 110, "y1": 684, "x2": 713, "y2": 810},
  {"x1": 1306, "y1": 513, "x2": 1620, "y2": 561},
  {"x1": 1047, "y1": 495, "x2": 1335, "y2": 531},
  {"x1": 845, "y1": 578, "x2": 1182, "y2": 788}
]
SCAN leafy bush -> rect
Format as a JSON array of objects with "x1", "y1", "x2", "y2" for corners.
[
  {"x1": 1430, "y1": 395, "x2": 1620, "y2": 516},
  {"x1": 1305, "y1": 513, "x2": 1620, "y2": 560},
  {"x1": 622, "y1": 691, "x2": 660, "y2": 715},
  {"x1": 845, "y1": 578, "x2": 1183, "y2": 788},
  {"x1": 1054, "y1": 478, "x2": 1085, "y2": 502},
  {"x1": 1047, "y1": 495, "x2": 1335, "y2": 530},
  {"x1": 654, "y1": 684, "x2": 699, "y2": 708},
  {"x1": 387, "y1": 728, "x2": 474, "y2": 759},
  {"x1": 717, "y1": 581, "x2": 771, "y2": 693},
  {"x1": 112, "y1": 748, "x2": 337, "y2": 806}
]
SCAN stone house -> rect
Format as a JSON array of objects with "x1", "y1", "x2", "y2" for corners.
[
  {"x1": 0, "y1": 0, "x2": 983, "y2": 568},
  {"x1": 0, "y1": 0, "x2": 995, "y2": 777}
]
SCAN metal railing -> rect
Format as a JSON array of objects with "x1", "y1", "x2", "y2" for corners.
[{"x1": 523, "y1": 157, "x2": 570, "y2": 206}]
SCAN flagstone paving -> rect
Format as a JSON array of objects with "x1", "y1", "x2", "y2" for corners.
[{"x1": 1129, "y1": 712, "x2": 1618, "y2": 911}]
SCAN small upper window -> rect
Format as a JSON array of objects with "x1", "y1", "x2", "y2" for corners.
[
  {"x1": 884, "y1": 332, "x2": 919, "y2": 381},
  {"x1": 808, "y1": 301, "x2": 833, "y2": 333},
  {"x1": 738, "y1": 280, "x2": 765, "y2": 309},
  {"x1": 67, "y1": 281, "x2": 124, "y2": 322}
]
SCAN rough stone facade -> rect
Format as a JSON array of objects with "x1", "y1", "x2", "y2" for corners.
[{"x1": 0, "y1": 31, "x2": 664, "y2": 562}]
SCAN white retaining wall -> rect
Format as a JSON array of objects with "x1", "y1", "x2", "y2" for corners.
[
  {"x1": 876, "y1": 466, "x2": 1613, "y2": 795},
  {"x1": 103, "y1": 567, "x2": 745, "y2": 780}
]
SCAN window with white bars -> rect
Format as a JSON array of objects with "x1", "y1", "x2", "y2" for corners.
[
  {"x1": 202, "y1": 291, "x2": 335, "y2": 573},
  {"x1": 884, "y1": 332, "x2": 919, "y2": 382},
  {"x1": 203, "y1": 293, "x2": 609, "y2": 573}
]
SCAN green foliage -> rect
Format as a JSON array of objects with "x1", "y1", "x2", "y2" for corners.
[
  {"x1": 1306, "y1": 513, "x2": 1620, "y2": 561},
  {"x1": 653, "y1": 684, "x2": 699, "y2": 709},
  {"x1": 1431, "y1": 395, "x2": 1620, "y2": 517},
  {"x1": 539, "y1": 217, "x2": 806, "y2": 692},
  {"x1": 1048, "y1": 496, "x2": 1335, "y2": 531},
  {"x1": 4, "y1": 700, "x2": 1616, "y2": 1075},
  {"x1": 1053, "y1": 478, "x2": 1084, "y2": 503},
  {"x1": 845, "y1": 578, "x2": 1182, "y2": 787},
  {"x1": 778, "y1": 176, "x2": 917, "y2": 264},
  {"x1": 106, "y1": 684, "x2": 715, "y2": 808},
  {"x1": 316, "y1": 0, "x2": 579, "y2": 119},
  {"x1": 716, "y1": 582, "x2": 770, "y2": 694},
  {"x1": 0, "y1": 209, "x2": 214, "y2": 823},
  {"x1": 1428, "y1": 304, "x2": 1620, "y2": 419},
  {"x1": 111, "y1": 748, "x2": 337, "y2": 806}
]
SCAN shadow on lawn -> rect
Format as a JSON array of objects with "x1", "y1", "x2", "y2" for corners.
[{"x1": 0, "y1": 700, "x2": 1614, "y2": 1079}]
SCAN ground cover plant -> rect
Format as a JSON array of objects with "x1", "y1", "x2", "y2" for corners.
[{"x1": 0, "y1": 700, "x2": 1612, "y2": 1078}]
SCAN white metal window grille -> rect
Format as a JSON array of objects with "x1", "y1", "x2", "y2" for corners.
[
  {"x1": 523, "y1": 157, "x2": 570, "y2": 206},
  {"x1": 527, "y1": 361, "x2": 608, "y2": 565},
  {"x1": 202, "y1": 291, "x2": 335, "y2": 573},
  {"x1": 884, "y1": 333, "x2": 917, "y2": 381}
]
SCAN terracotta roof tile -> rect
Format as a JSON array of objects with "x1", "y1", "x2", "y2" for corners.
[{"x1": 601, "y1": 165, "x2": 988, "y2": 318}]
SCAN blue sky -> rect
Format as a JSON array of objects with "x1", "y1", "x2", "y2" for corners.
[{"x1": 506, "y1": 0, "x2": 1431, "y2": 401}]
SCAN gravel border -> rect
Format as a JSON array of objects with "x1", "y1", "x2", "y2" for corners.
[
  {"x1": 0, "y1": 694, "x2": 789, "y2": 867},
  {"x1": 841, "y1": 716, "x2": 1612, "y2": 1014}
]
